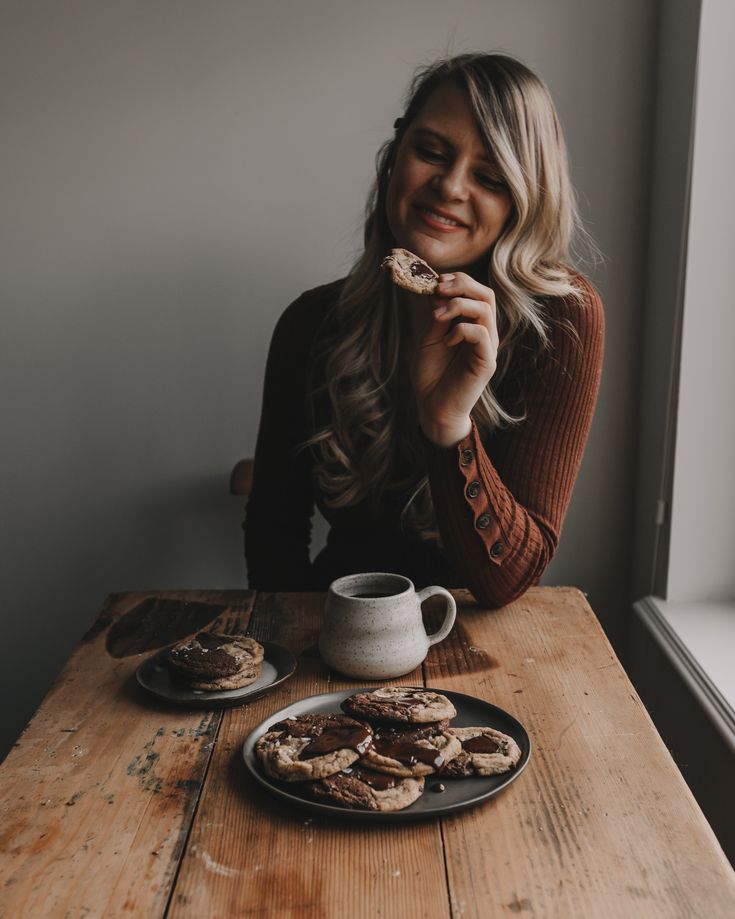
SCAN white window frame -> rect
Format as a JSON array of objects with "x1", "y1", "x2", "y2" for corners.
[{"x1": 633, "y1": 0, "x2": 735, "y2": 739}]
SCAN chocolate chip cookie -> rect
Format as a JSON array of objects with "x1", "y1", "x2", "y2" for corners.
[
  {"x1": 166, "y1": 632, "x2": 264, "y2": 690},
  {"x1": 380, "y1": 248, "x2": 439, "y2": 294},
  {"x1": 438, "y1": 726, "x2": 522, "y2": 777},
  {"x1": 361, "y1": 722, "x2": 462, "y2": 777},
  {"x1": 303, "y1": 764, "x2": 425, "y2": 811},
  {"x1": 341, "y1": 687, "x2": 457, "y2": 724},
  {"x1": 255, "y1": 714, "x2": 374, "y2": 782}
]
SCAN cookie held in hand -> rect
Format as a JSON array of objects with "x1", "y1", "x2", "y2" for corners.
[
  {"x1": 255, "y1": 713, "x2": 374, "y2": 782},
  {"x1": 380, "y1": 248, "x2": 439, "y2": 294},
  {"x1": 166, "y1": 632, "x2": 264, "y2": 691}
]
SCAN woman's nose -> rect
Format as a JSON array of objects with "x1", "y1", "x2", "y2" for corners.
[{"x1": 431, "y1": 162, "x2": 471, "y2": 200}]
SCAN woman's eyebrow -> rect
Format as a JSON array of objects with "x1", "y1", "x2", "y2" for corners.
[{"x1": 413, "y1": 127, "x2": 496, "y2": 166}]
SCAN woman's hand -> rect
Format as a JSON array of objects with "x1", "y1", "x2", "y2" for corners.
[{"x1": 413, "y1": 272, "x2": 500, "y2": 447}]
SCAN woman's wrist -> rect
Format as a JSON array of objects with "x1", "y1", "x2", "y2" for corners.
[{"x1": 419, "y1": 415, "x2": 472, "y2": 448}]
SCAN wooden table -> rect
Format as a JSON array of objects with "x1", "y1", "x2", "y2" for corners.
[{"x1": 1, "y1": 587, "x2": 734, "y2": 918}]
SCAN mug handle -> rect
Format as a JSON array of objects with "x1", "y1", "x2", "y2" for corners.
[{"x1": 416, "y1": 586, "x2": 457, "y2": 646}]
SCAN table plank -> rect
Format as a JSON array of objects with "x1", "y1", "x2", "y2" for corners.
[
  {"x1": 169, "y1": 592, "x2": 451, "y2": 919},
  {"x1": 0, "y1": 589, "x2": 254, "y2": 919},
  {"x1": 425, "y1": 586, "x2": 735, "y2": 918}
]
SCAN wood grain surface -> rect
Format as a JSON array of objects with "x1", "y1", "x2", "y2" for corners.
[
  {"x1": 168, "y1": 591, "x2": 448, "y2": 919},
  {"x1": 425, "y1": 587, "x2": 735, "y2": 918},
  {"x1": 0, "y1": 589, "x2": 254, "y2": 919},
  {"x1": 1, "y1": 586, "x2": 733, "y2": 919}
]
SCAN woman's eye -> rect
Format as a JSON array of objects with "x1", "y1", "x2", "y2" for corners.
[
  {"x1": 476, "y1": 174, "x2": 506, "y2": 191},
  {"x1": 414, "y1": 145, "x2": 445, "y2": 162}
]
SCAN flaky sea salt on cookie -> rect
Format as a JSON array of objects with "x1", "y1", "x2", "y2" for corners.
[
  {"x1": 255, "y1": 713, "x2": 373, "y2": 782},
  {"x1": 341, "y1": 687, "x2": 457, "y2": 724},
  {"x1": 380, "y1": 248, "x2": 439, "y2": 294},
  {"x1": 304, "y1": 765, "x2": 425, "y2": 812},
  {"x1": 439, "y1": 726, "x2": 521, "y2": 777}
]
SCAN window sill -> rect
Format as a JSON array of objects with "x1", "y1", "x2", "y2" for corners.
[{"x1": 633, "y1": 596, "x2": 735, "y2": 753}]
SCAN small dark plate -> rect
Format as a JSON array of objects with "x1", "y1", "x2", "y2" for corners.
[
  {"x1": 136, "y1": 641, "x2": 297, "y2": 709},
  {"x1": 242, "y1": 687, "x2": 531, "y2": 822}
]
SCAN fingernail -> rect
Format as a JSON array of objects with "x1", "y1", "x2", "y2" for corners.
[
  {"x1": 440, "y1": 274, "x2": 455, "y2": 284},
  {"x1": 434, "y1": 306, "x2": 447, "y2": 317}
]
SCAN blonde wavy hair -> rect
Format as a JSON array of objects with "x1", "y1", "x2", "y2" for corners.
[{"x1": 305, "y1": 53, "x2": 596, "y2": 542}]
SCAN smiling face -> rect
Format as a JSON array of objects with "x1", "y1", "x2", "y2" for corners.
[{"x1": 386, "y1": 80, "x2": 513, "y2": 275}]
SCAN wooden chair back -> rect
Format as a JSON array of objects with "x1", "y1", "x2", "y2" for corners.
[{"x1": 230, "y1": 458, "x2": 254, "y2": 497}]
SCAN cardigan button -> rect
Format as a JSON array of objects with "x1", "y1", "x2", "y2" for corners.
[
  {"x1": 466, "y1": 480, "x2": 481, "y2": 499},
  {"x1": 460, "y1": 449, "x2": 473, "y2": 466},
  {"x1": 490, "y1": 540, "x2": 505, "y2": 558},
  {"x1": 476, "y1": 514, "x2": 491, "y2": 530}
]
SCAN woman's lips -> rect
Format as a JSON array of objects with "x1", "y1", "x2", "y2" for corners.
[{"x1": 413, "y1": 206, "x2": 467, "y2": 233}]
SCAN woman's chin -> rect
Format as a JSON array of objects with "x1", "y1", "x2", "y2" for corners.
[{"x1": 394, "y1": 235, "x2": 460, "y2": 271}]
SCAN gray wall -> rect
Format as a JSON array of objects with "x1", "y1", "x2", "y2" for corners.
[
  {"x1": 1, "y1": 0, "x2": 658, "y2": 759},
  {"x1": 668, "y1": 0, "x2": 735, "y2": 602}
]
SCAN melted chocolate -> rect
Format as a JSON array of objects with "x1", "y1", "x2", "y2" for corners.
[
  {"x1": 351, "y1": 766, "x2": 399, "y2": 791},
  {"x1": 409, "y1": 260, "x2": 436, "y2": 280},
  {"x1": 194, "y1": 632, "x2": 231, "y2": 650},
  {"x1": 169, "y1": 632, "x2": 240, "y2": 675},
  {"x1": 461, "y1": 735, "x2": 501, "y2": 755},
  {"x1": 298, "y1": 726, "x2": 373, "y2": 760},
  {"x1": 373, "y1": 735, "x2": 443, "y2": 768},
  {"x1": 386, "y1": 690, "x2": 431, "y2": 709}
]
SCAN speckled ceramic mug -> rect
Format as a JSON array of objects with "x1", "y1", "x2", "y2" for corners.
[{"x1": 318, "y1": 572, "x2": 457, "y2": 679}]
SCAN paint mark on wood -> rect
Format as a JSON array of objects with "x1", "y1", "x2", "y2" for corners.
[
  {"x1": 127, "y1": 735, "x2": 163, "y2": 793},
  {"x1": 192, "y1": 845, "x2": 241, "y2": 878},
  {"x1": 176, "y1": 779, "x2": 201, "y2": 794}
]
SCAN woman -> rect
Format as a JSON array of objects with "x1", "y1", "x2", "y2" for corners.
[{"x1": 244, "y1": 52, "x2": 604, "y2": 608}]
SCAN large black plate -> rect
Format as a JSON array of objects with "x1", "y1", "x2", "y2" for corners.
[
  {"x1": 136, "y1": 641, "x2": 297, "y2": 709},
  {"x1": 242, "y1": 687, "x2": 531, "y2": 822}
]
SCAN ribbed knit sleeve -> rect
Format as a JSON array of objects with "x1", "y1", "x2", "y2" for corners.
[{"x1": 422, "y1": 277, "x2": 604, "y2": 608}]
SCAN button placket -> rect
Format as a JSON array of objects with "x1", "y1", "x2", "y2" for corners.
[
  {"x1": 456, "y1": 424, "x2": 506, "y2": 563},
  {"x1": 490, "y1": 540, "x2": 505, "y2": 559},
  {"x1": 466, "y1": 480, "x2": 481, "y2": 499}
]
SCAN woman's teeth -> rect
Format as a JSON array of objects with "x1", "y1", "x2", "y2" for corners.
[{"x1": 420, "y1": 208, "x2": 463, "y2": 227}]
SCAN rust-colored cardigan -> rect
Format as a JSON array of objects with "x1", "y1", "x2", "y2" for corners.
[{"x1": 244, "y1": 275, "x2": 604, "y2": 608}]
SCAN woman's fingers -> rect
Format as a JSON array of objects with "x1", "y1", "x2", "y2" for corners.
[
  {"x1": 443, "y1": 321, "x2": 495, "y2": 367},
  {"x1": 436, "y1": 272, "x2": 496, "y2": 309},
  {"x1": 433, "y1": 295, "x2": 493, "y2": 326},
  {"x1": 433, "y1": 273, "x2": 497, "y2": 330},
  {"x1": 433, "y1": 297, "x2": 499, "y2": 351}
]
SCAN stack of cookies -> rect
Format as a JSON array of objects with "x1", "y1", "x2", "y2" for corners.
[
  {"x1": 255, "y1": 687, "x2": 521, "y2": 813},
  {"x1": 165, "y1": 631, "x2": 264, "y2": 691}
]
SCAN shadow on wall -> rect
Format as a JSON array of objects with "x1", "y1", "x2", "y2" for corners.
[
  {"x1": 112, "y1": 472, "x2": 249, "y2": 588},
  {"x1": 0, "y1": 472, "x2": 247, "y2": 761}
]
